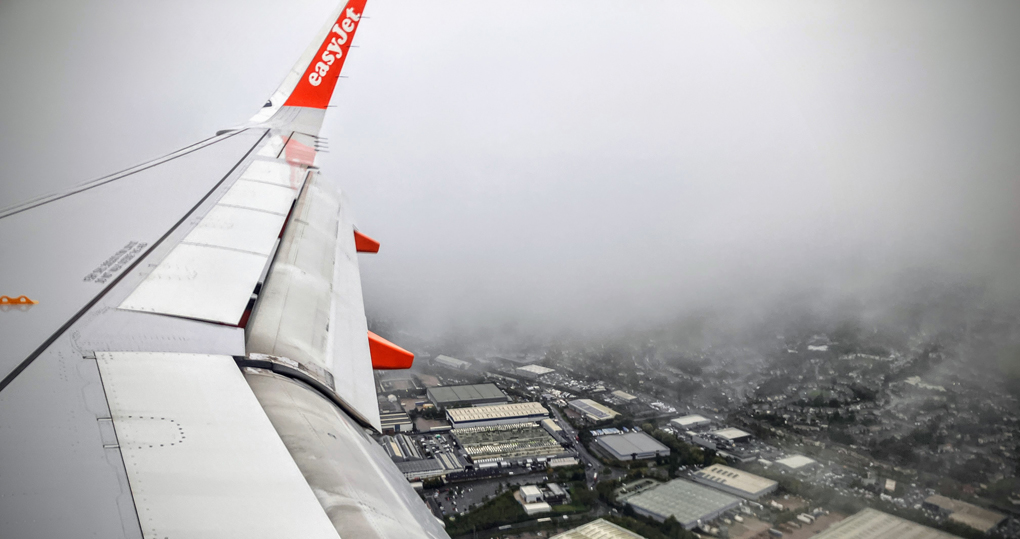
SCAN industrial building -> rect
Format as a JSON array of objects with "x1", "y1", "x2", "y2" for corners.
[
  {"x1": 711, "y1": 427, "x2": 752, "y2": 444},
  {"x1": 611, "y1": 390, "x2": 638, "y2": 403},
  {"x1": 552, "y1": 518, "x2": 646, "y2": 539},
  {"x1": 432, "y1": 354, "x2": 471, "y2": 370},
  {"x1": 453, "y1": 422, "x2": 563, "y2": 462},
  {"x1": 625, "y1": 479, "x2": 742, "y2": 529},
  {"x1": 516, "y1": 364, "x2": 555, "y2": 379},
  {"x1": 520, "y1": 485, "x2": 543, "y2": 503},
  {"x1": 923, "y1": 495, "x2": 1005, "y2": 533},
  {"x1": 775, "y1": 455, "x2": 818, "y2": 472},
  {"x1": 379, "y1": 411, "x2": 413, "y2": 433},
  {"x1": 394, "y1": 451, "x2": 464, "y2": 481},
  {"x1": 691, "y1": 465, "x2": 778, "y2": 500},
  {"x1": 568, "y1": 398, "x2": 619, "y2": 422},
  {"x1": 595, "y1": 432, "x2": 670, "y2": 461},
  {"x1": 446, "y1": 402, "x2": 549, "y2": 428},
  {"x1": 813, "y1": 508, "x2": 960, "y2": 539},
  {"x1": 379, "y1": 434, "x2": 424, "y2": 461},
  {"x1": 426, "y1": 383, "x2": 508, "y2": 408},
  {"x1": 671, "y1": 414, "x2": 712, "y2": 430}
]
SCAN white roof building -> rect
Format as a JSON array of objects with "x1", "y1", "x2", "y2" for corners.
[
  {"x1": 446, "y1": 402, "x2": 549, "y2": 428},
  {"x1": 671, "y1": 414, "x2": 712, "y2": 430},
  {"x1": 691, "y1": 465, "x2": 778, "y2": 500},
  {"x1": 775, "y1": 455, "x2": 817, "y2": 471},
  {"x1": 552, "y1": 518, "x2": 647, "y2": 539},
  {"x1": 568, "y1": 399, "x2": 619, "y2": 422},
  {"x1": 711, "y1": 428, "x2": 752, "y2": 443},
  {"x1": 516, "y1": 365, "x2": 555, "y2": 379},
  {"x1": 520, "y1": 485, "x2": 543, "y2": 503},
  {"x1": 611, "y1": 390, "x2": 638, "y2": 402}
]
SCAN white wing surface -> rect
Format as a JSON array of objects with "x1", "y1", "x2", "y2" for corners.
[{"x1": 0, "y1": 1, "x2": 444, "y2": 537}]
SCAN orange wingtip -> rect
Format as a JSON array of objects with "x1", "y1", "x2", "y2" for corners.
[
  {"x1": 0, "y1": 295, "x2": 37, "y2": 305},
  {"x1": 354, "y1": 230, "x2": 380, "y2": 253},
  {"x1": 368, "y1": 331, "x2": 414, "y2": 369}
]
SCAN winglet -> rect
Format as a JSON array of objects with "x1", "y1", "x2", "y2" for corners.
[
  {"x1": 353, "y1": 230, "x2": 380, "y2": 253},
  {"x1": 367, "y1": 331, "x2": 414, "y2": 369},
  {"x1": 284, "y1": 0, "x2": 367, "y2": 109}
]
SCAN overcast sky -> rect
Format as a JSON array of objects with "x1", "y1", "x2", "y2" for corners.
[{"x1": 2, "y1": 0, "x2": 1019, "y2": 335}]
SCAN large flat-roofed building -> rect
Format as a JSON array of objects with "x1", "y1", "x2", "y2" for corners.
[
  {"x1": 568, "y1": 399, "x2": 619, "y2": 422},
  {"x1": 923, "y1": 495, "x2": 1005, "y2": 533},
  {"x1": 454, "y1": 423, "x2": 563, "y2": 462},
  {"x1": 426, "y1": 383, "x2": 508, "y2": 408},
  {"x1": 432, "y1": 354, "x2": 471, "y2": 370},
  {"x1": 379, "y1": 411, "x2": 413, "y2": 433},
  {"x1": 626, "y1": 479, "x2": 742, "y2": 529},
  {"x1": 552, "y1": 518, "x2": 647, "y2": 539},
  {"x1": 775, "y1": 455, "x2": 817, "y2": 472},
  {"x1": 611, "y1": 390, "x2": 638, "y2": 403},
  {"x1": 711, "y1": 428, "x2": 752, "y2": 444},
  {"x1": 447, "y1": 402, "x2": 549, "y2": 428},
  {"x1": 672, "y1": 414, "x2": 712, "y2": 430},
  {"x1": 596, "y1": 432, "x2": 670, "y2": 461},
  {"x1": 516, "y1": 364, "x2": 555, "y2": 379},
  {"x1": 813, "y1": 508, "x2": 961, "y2": 539},
  {"x1": 691, "y1": 465, "x2": 777, "y2": 500}
]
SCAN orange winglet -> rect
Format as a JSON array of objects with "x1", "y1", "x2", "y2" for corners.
[
  {"x1": 367, "y1": 331, "x2": 414, "y2": 369},
  {"x1": 354, "y1": 230, "x2": 380, "y2": 253},
  {"x1": 0, "y1": 295, "x2": 37, "y2": 305}
]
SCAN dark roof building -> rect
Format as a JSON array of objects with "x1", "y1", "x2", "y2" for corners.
[
  {"x1": 595, "y1": 432, "x2": 670, "y2": 461},
  {"x1": 426, "y1": 383, "x2": 508, "y2": 408}
]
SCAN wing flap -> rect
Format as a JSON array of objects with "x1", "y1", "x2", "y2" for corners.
[{"x1": 96, "y1": 352, "x2": 340, "y2": 539}]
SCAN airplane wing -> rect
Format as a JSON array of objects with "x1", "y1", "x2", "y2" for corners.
[{"x1": 0, "y1": 1, "x2": 448, "y2": 537}]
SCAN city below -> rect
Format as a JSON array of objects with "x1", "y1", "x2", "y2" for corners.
[{"x1": 371, "y1": 334, "x2": 1019, "y2": 539}]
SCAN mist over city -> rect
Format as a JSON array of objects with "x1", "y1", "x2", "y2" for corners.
[{"x1": 2, "y1": 1, "x2": 1020, "y2": 538}]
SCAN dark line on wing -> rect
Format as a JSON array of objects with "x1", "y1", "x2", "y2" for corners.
[
  {"x1": 0, "y1": 131, "x2": 240, "y2": 220},
  {"x1": 0, "y1": 129, "x2": 270, "y2": 395}
]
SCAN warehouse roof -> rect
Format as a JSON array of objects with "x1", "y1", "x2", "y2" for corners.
[
  {"x1": 692, "y1": 465, "x2": 777, "y2": 498},
  {"x1": 814, "y1": 509, "x2": 960, "y2": 539},
  {"x1": 598, "y1": 432, "x2": 669, "y2": 459},
  {"x1": 627, "y1": 479, "x2": 741, "y2": 526},
  {"x1": 551, "y1": 518, "x2": 647, "y2": 539},
  {"x1": 569, "y1": 399, "x2": 619, "y2": 421},
  {"x1": 611, "y1": 390, "x2": 637, "y2": 401},
  {"x1": 447, "y1": 402, "x2": 549, "y2": 423},
  {"x1": 427, "y1": 384, "x2": 507, "y2": 405},
  {"x1": 775, "y1": 455, "x2": 816, "y2": 469},
  {"x1": 517, "y1": 365, "x2": 555, "y2": 375},
  {"x1": 672, "y1": 414, "x2": 711, "y2": 427},
  {"x1": 925, "y1": 495, "x2": 1004, "y2": 533},
  {"x1": 711, "y1": 428, "x2": 751, "y2": 441}
]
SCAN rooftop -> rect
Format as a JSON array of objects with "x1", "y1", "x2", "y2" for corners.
[
  {"x1": 692, "y1": 465, "x2": 777, "y2": 498},
  {"x1": 775, "y1": 455, "x2": 816, "y2": 469},
  {"x1": 711, "y1": 427, "x2": 751, "y2": 441},
  {"x1": 611, "y1": 390, "x2": 637, "y2": 401},
  {"x1": 427, "y1": 383, "x2": 507, "y2": 405},
  {"x1": 551, "y1": 518, "x2": 647, "y2": 539},
  {"x1": 517, "y1": 365, "x2": 556, "y2": 375},
  {"x1": 672, "y1": 414, "x2": 711, "y2": 427},
  {"x1": 597, "y1": 432, "x2": 670, "y2": 458},
  {"x1": 813, "y1": 508, "x2": 960, "y2": 539},
  {"x1": 447, "y1": 402, "x2": 549, "y2": 423},
  {"x1": 925, "y1": 495, "x2": 1005, "y2": 533},
  {"x1": 626, "y1": 479, "x2": 741, "y2": 525},
  {"x1": 569, "y1": 399, "x2": 619, "y2": 420}
]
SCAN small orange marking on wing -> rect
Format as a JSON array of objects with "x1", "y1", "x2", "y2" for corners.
[{"x1": 0, "y1": 295, "x2": 37, "y2": 305}]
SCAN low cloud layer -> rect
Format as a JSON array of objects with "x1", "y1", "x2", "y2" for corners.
[{"x1": 3, "y1": 0, "x2": 1019, "y2": 338}]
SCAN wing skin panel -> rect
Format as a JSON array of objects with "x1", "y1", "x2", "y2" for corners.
[
  {"x1": 0, "y1": 130, "x2": 265, "y2": 384},
  {"x1": 96, "y1": 352, "x2": 341, "y2": 539},
  {"x1": 240, "y1": 159, "x2": 307, "y2": 189},
  {"x1": 180, "y1": 204, "x2": 286, "y2": 257},
  {"x1": 217, "y1": 178, "x2": 299, "y2": 215},
  {"x1": 119, "y1": 243, "x2": 267, "y2": 324}
]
